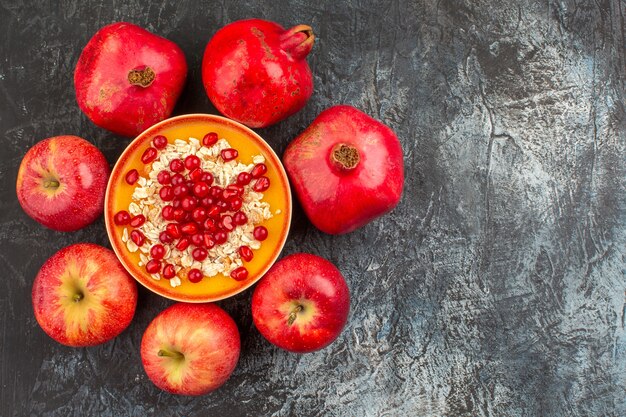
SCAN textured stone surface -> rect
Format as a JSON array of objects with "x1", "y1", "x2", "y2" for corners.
[{"x1": 1, "y1": 0, "x2": 625, "y2": 416}]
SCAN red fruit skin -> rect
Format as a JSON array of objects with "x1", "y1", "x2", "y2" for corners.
[
  {"x1": 202, "y1": 19, "x2": 314, "y2": 128},
  {"x1": 16, "y1": 135, "x2": 110, "y2": 232},
  {"x1": 74, "y1": 22, "x2": 188, "y2": 137},
  {"x1": 283, "y1": 105, "x2": 404, "y2": 234},
  {"x1": 31, "y1": 243, "x2": 138, "y2": 347},
  {"x1": 251, "y1": 253, "x2": 350, "y2": 353},
  {"x1": 141, "y1": 303, "x2": 241, "y2": 395}
]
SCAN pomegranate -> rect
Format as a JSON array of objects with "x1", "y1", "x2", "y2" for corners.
[
  {"x1": 202, "y1": 19, "x2": 315, "y2": 128},
  {"x1": 74, "y1": 22, "x2": 187, "y2": 137},
  {"x1": 283, "y1": 105, "x2": 404, "y2": 234}
]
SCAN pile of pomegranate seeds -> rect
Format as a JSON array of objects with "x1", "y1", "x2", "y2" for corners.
[{"x1": 115, "y1": 134, "x2": 275, "y2": 287}]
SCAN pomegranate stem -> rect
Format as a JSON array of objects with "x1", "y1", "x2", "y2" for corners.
[
  {"x1": 330, "y1": 144, "x2": 360, "y2": 171},
  {"x1": 128, "y1": 67, "x2": 156, "y2": 87},
  {"x1": 287, "y1": 304, "x2": 304, "y2": 326},
  {"x1": 158, "y1": 348, "x2": 184, "y2": 360},
  {"x1": 43, "y1": 180, "x2": 60, "y2": 189}
]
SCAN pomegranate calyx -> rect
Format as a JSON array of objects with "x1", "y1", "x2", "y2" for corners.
[
  {"x1": 128, "y1": 66, "x2": 156, "y2": 87},
  {"x1": 330, "y1": 143, "x2": 360, "y2": 172},
  {"x1": 279, "y1": 24, "x2": 315, "y2": 60},
  {"x1": 287, "y1": 304, "x2": 304, "y2": 326}
]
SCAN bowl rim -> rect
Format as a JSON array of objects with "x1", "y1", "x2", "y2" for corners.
[{"x1": 104, "y1": 113, "x2": 292, "y2": 303}]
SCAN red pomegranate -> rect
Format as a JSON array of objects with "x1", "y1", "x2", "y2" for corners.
[
  {"x1": 283, "y1": 105, "x2": 404, "y2": 234},
  {"x1": 202, "y1": 19, "x2": 315, "y2": 128},
  {"x1": 74, "y1": 22, "x2": 188, "y2": 137}
]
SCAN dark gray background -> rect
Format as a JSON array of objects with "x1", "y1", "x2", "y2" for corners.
[{"x1": 1, "y1": 0, "x2": 625, "y2": 416}]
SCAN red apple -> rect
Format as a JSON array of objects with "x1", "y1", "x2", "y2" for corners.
[
  {"x1": 75, "y1": 22, "x2": 188, "y2": 137},
  {"x1": 252, "y1": 253, "x2": 350, "y2": 353},
  {"x1": 141, "y1": 303, "x2": 240, "y2": 395},
  {"x1": 32, "y1": 243, "x2": 138, "y2": 347},
  {"x1": 16, "y1": 135, "x2": 110, "y2": 232}
]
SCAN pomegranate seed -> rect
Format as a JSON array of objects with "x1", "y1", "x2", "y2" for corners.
[
  {"x1": 192, "y1": 182, "x2": 210, "y2": 198},
  {"x1": 253, "y1": 226, "x2": 268, "y2": 241},
  {"x1": 228, "y1": 184, "x2": 244, "y2": 195},
  {"x1": 207, "y1": 205, "x2": 222, "y2": 218},
  {"x1": 221, "y1": 148, "x2": 238, "y2": 161},
  {"x1": 217, "y1": 200, "x2": 229, "y2": 210},
  {"x1": 222, "y1": 188, "x2": 239, "y2": 200},
  {"x1": 161, "y1": 205, "x2": 174, "y2": 220},
  {"x1": 238, "y1": 245, "x2": 253, "y2": 262},
  {"x1": 159, "y1": 231, "x2": 173, "y2": 244},
  {"x1": 200, "y1": 172, "x2": 214, "y2": 185},
  {"x1": 190, "y1": 233, "x2": 205, "y2": 247},
  {"x1": 157, "y1": 170, "x2": 171, "y2": 185},
  {"x1": 253, "y1": 176, "x2": 270, "y2": 192},
  {"x1": 171, "y1": 208, "x2": 184, "y2": 222},
  {"x1": 130, "y1": 230, "x2": 145, "y2": 246},
  {"x1": 141, "y1": 147, "x2": 158, "y2": 164},
  {"x1": 172, "y1": 198, "x2": 182, "y2": 208},
  {"x1": 203, "y1": 132, "x2": 218, "y2": 146},
  {"x1": 189, "y1": 168, "x2": 203, "y2": 182},
  {"x1": 203, "y1": 233, "x2": 216, "y2": 248},
  {"x1": 188, "y1": 268, "x2": 203, "y2": 283},
  {"x1": 181, "y1": 222, "x2": 199, "y2": 235},
  {"x1": 192, "y1": 247, "x2": 208, "y2": 261},
  {"x1": 162, "y1": 264, "x2": 176, "y2": 279},
  {"x1": 184, "y1": 155, "x2": 201, "y2": 170},
  {"x1": 150, "y1": 244, "x2": 165, "y2": 260},
  {"x1": 166, "y1": 223, "x2": 181, "y2": 239},
  {"x1": 203, "y1": 218, "x2": 218, "y2": 232},
  {"x1": 214, "y1": 230, "x2": 228, "y2": 244},
  {"x1": 209, "y1": 186, "x2": 223, "y2": 199},
  {"x1": 125, "y1": 169, "x2": 139, "y2": 185},
  {"x1": 170, "y1": 159, "x2": 184, "y2": 173},
  {"x1": 236, "y1": 172, "x2": 252, "y2": 186},
  {"x1": 229, "y1": 197, "x2": 243, "y2": 211},
  {"x1": 146, "y1": 259, "x2": 161, "y2": 274},
  {"x1": 159, "y1": 186, "x2": 174, "y2": 201},
  {"x1": 233, "y1": 211, "x2": 248, "y2": 225},
  {"x1": 181, "y1": 196, "x2": 198, "y2": 211},
  {"x1": 176, "y1": 238, "x2": 190, "y2": 251},
  {"x1": 191, "y1": 207, "x2": 207, "y2": 222},
  {"x1": 129, "y1": 214, "x2": 146, "y2": 228},
  {"x1": 173, "y1": 184, "x2": 189, "y2": 197},
  {"x1": 171, "y1": 173, "x2": 185, "y2": 186},
  {"x1": 186, "y1": 180, "x2": 195, "y2": 189},
  {"x1": 201, "y1": 197, "x2": 215, "y2": 207},
  {"x1": 230, "y1": 267, "x2": 249, "y2": 281},
  {"x1": 114, "y1": 210, "x2": 131, "y2": 225},
  {"x1": 219, "y1": 215, "x2": 234, "y2": 231},
  {"x1": 251, "y1": 163, "x2": 267, "y2": 178},
  {"x1": 153, "y1": 135, "x2": 168, "y2": 149}
]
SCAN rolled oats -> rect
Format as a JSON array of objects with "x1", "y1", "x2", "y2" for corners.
[{"x1": 124, "y1": 136, "x2": 273, "y2": 287}]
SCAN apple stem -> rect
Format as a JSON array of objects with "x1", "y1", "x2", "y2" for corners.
[
  {"x1": 158, "y1": 348, "x2": 184, "y2": 360},
  {"x1": 43, "y1": 180, "x2": 60, "y2": 189},
  {"x1": 72, "y1": 293, "x2": 83, "y2": 302},
  {"x1": 287, "y1": 304, "x2": 304, "y2": 326}
]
